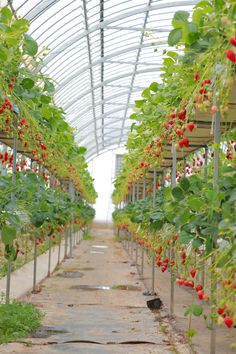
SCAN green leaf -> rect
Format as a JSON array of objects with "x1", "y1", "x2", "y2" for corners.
[
  {"x1": 171, "y1": 186, "x2": 184, "y2": 200},
  {"x1": 168, "y1": 28, "x2": 183, "y2": 46},
  {"x1": 41, "y1": 106, "x2": 52, "y2": 119},
  {"x1": 163, "y1": 58, "x2": 175, "y2": 67},
  {"x1": 179, "y1": 230, "x2": 193, "y2": 244},
  {"x1": 12, "y1": 18, "x2": 29, "y2": 32},
  {"x1": 186, "y1": 328, "x2": 197, "y2": 338},
  {"x1": 187, "y1": 196, "x2": 204, "y2": 211},
  {"x1": 24, "y1": 34, "x2": 38, "y2": 56},
  {"x1": 135, "y1": 100, "x2": 145, "y2": 108},
  {"x1": 149, "y1": 82, "x2": 159, "y2": 92},
  {"x1": 205, "y1": 235, "x2": 213, "y2": 255},
  {"x1": 180, "y1": 177, "x2": 190, "y2": 191},
  {"x1": 43, "y1": 80, "x2": 55, "y2": 93},
  {"x1": 178, "y1": 209, "x2": 191, "y2": 224},
  {"x1": 7, "y1": 214, "x2": 21, "y2": 228},
  {"x1": 41, "y1": 95, "x2": 51, "y2": 104},
  {"x1": 1, "y1": 224, "x2": 17, "y2": 245},
  {"x1": 186, "y1": 22, "x2": 198, "y2": 33},
  {"x1": 172, "y1": 11, "x2": 189, "y2": 27},
  {"x1": 229, "y1": 191, "x2": 236, "y2": 202},
  {"x1": 222, "y1": 166, "x2": 236, "y2": 173},
  {"x1": 215, "y1": 0, "x2": 225, "y2": 10},
  {"x1": 192, "y1": 303, "x2": 203, "y2": 316},
  {"x1": 77, "y1": 146, "x2": 87, "y2": 154},
  {"x1": 0, "y1": 45, "x2": 8, "y2": 61},
  {"x1": 184, "y1": 307, "x2": 193, "y2": 316},
  {"x1": 21, "y1": 78, "x2": 35, "y2": 90},
  {"x1": 1, "y1": 7, "x2": 12, "y2": 24},
  {"x1": 142, "y1": 88, "x2": 151, "y2": 98}
]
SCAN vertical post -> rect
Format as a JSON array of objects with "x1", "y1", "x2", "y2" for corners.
[
  {"x1": 201, "y1": 146, "x2": 208, "y2": 288},
  {"x1": 151, "y1": 170, "x2": 157, "y2": 295},
  {"x1": 141, "y1": 177, "x2": 146, "y2": 276},
  {"x1": 132, "y1": 183, "x2": 135, "y2": 202},
  {"x1": 69, "y1": 180, "x2": 75, "y2": 258},
  {"x1": 47, "y1": 235, "x2": 52, "y2": 277},
  {"x1": 64, "y1": 226, "x2": 68, "y2": 258},
  {"x1": 6, "y1": 130, "x2": 18, "y2": 304},
  {"x1": 57, "y1": 231, "x2": 61, "y2": 265},
  {"x1": 210, "y1": 111, "x2": 220, "y2": 354},
  {"x1": 137, "y1": 182, "x2": 139, "y2": 201},
  {"x1": 143, "y1": 177, "x2": 146, "y2": 199},
  {"x1": 33, "y1": 240, "x2": 37, "y2": 292},
  {"x1": 170, "y1": 142, "x2": 177, "y2": 317}
]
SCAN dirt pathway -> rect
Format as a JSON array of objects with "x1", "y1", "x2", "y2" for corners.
[{"x1": 1, "y1": 227, "x2": 191, "y2": 354}]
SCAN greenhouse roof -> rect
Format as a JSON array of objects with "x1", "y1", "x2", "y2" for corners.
[{"x1": 7, "y1": 0, "x2": 198, "y2": 159}]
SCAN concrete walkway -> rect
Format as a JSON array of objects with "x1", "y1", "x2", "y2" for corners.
[{"x1": 1, "y1": 226, "x2": 190, "y2": 354}]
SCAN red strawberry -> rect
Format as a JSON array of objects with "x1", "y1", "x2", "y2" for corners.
[
  {"x1": 176, "y1": 128, "x2": 183, "y2": 136},
  {"x1": 230, "y1": 36, "x2": 236, "y2": 47},
  {"x1": 163, "y1": 257, "x2": 169, "y2": 263},
  {"x1": 187, "y1": 122, "x2": 195, "y2": 132},
  {"x1": 183, "y1": 138, "x2": 189, "y2": 148},
  {"x1": 195, "y1": 284, "x2": 203, "y2": 292},
  {"x1": 170, "y1": 112, "x2": 175, "y2": 118},
  {"x1": 211, "y1": 105, "x2": 218, "y2": 114},
  {"x1": 224, "y1": 316, "x2": 234, "y2": 328},
  {"x1": 190, "y1": 269, "x2": 197, "y2": 278},
  {"x1": 197, "y1": 291, "x2": 204, "y2": 300},
  {"x1": 217, "y1": 307, "x2": 225, "y2": 316},
  {"x1": 161, "y1": 266, "x2": 167, "y2": 273},
  {"x1": 179, "y1": 139, "x2": 184, "y2": 148},
  {"x1": 194, "y1": 72, "x2": 200, "y2": 81},
  {"x1": 226, "y1": 49, "x2": 236, "y2": 62},
  {"x1": 163, "y1": 122, "x2": 169, "y2": 130}
]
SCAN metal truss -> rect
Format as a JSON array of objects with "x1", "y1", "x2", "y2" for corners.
[{"x1": 9, "y1": 0, "x2": 198, "y2": 159}]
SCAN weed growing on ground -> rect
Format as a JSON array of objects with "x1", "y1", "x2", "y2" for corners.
[{"x1": 0, "y1": 301, "x2": 44, "y2": 344}]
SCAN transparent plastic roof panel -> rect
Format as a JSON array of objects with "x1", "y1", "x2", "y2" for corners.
[{"x1": 8, "y1": 0, "x2": 198, "y2": 159}]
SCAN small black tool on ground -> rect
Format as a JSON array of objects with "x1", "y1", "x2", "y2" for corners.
[{"x1": 147, "y1": 298, "x2": 162, "y2": 311}]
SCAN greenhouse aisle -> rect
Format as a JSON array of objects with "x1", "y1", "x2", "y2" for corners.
[{"x1": 1, "y1": 226, "x2": 190, "y2": 354}]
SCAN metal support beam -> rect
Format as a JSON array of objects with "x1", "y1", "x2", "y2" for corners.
[
  {"x1": 119, "y1": 0, "x2": 153, "y2": 144},
  {"x1": 82, "y1": 0, "x2": 99, "y2": 154}
]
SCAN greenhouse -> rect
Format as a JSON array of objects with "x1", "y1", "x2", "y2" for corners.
[{"x1": 0, "y1": 0, "x2": 235, "y2": 353}]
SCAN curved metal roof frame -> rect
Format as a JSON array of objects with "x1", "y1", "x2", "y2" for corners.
[{"x1": 8, "y1": 0, "x2": 198, "y2": 159}]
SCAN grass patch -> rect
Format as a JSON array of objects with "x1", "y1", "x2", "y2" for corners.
[
  {"x1": 82, "y1": 230, "x2": 91, "y2": 240},
  {"x1": 0, "y1": 301, "x2": 44, "y2": 344}
]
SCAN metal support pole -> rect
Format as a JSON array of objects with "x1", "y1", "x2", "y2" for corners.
[
  {"x1": 201, "y1": 146, "x2": 209, "y2": 288},
  {"x1": 210, "y1": 110, "x2": 220, "y2": 354},
  {"x1": 153, "y1": 170, "x2": 157, "y2": 206},
  {"x1": 57, "y1": 232, "x2": 61, "y2": 265},
  {"x1": 141, "y1": 247, "x2": 144, "y2": 277},
  {"x1": 47, "y1": 235, "x2": 52, "y2": 277},
  {"x1": 143, "y1": 177, "x2": 146, "y2": 199},
  {"x1": 151, "y1": 170, "x2": 157, "y2": 295},
  {"x1": 132, "y1": 183, "x2": 135, "y2": 202},
  {"x1": 170, "y1": 142, "x2": 177, "y2": 317},
  {"x1": 69, "y1": 180, "x2": 75, "y2": 258},
  {"x1": 137, "y1": 182, "x2": 140, "y2": 200},
  {"x1": 6, "y1": 131, "x2": 18, "y2": 304},
  {"x1": 64, "y1": 226, "x2": 68, "y2": 258},
  {"x1": 33, "y1": 241, "x2": 37, "y2": 292}
]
